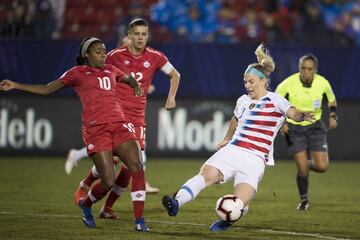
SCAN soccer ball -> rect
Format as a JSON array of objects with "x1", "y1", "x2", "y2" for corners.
[{"x1": 215, "y1": 195, "x2": 244, "y2": 222}]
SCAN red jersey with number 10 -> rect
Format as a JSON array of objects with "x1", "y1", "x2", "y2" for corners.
[
  {"x1": 106, "y1": 46, "x2": 168, "y2": 124},
  {"x1": 58, "y1": 64, "x2": 126, "y2": 127}
]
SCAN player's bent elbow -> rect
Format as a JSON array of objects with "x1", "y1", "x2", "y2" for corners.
[{"x1": 172, "y1": 69, "x2": 180, "y2": 79}]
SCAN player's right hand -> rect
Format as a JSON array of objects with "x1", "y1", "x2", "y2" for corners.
[
  {"x1": 134, "y1": 85, "x2": 144, "y2": 96},
  {"x1": 0, "y1": 79, "x2": 16, "y2": 91}
]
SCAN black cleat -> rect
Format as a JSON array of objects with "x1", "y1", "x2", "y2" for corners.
[
  {"x1": 297, "y1": 199, "x2": 309, "y2": 211},
  {"x1": 162, "y1": 195, "x2": 179, "y2": 217}
]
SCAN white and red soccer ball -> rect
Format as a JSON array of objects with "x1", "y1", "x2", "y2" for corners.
[{"x1": 215, "y1": 194, "x2": 244, "y2": 222}]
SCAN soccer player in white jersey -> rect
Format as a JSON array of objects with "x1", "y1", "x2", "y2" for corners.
[{"x1": 162, "y1": 44, "x2": 315, "y2": 231}]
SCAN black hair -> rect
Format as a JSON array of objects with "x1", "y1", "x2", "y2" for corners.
[
  {"x1": 299, "y1": 53, "x2": 318, "y2": 71},
  {"x1": 75, "y1": 37, "x2": 103, "y2": 66},
  {"x1": 127, "y1": 18, "x2": 149, "y2": 34}
]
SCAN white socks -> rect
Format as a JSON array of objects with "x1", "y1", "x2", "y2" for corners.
[
  {"x1": 141, "y1": 150, "x2": 146, "y2": 171},
  {"x1": 91, "y1": 165, "x2": 99, "y2": 178},
  {"x1": 175, "y1": 175, "x2": 206, "y2": 207},
  {"x1": 112, "y1": 184, "x2": 127, "y2": 196},
  {"x1": 74, "y1": 147, "x2": 88, "y2": 163}
]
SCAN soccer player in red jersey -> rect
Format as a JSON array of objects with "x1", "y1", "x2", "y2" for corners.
[
  {"x1": 0, "y1": 37, "x2": 150, "y2": 232},
  {"x1": 101, "y1": 17, "x2": 180, "y2": 204},
  {"x1": 68, "y1": 19, "x2": 181, "y2": 218}
]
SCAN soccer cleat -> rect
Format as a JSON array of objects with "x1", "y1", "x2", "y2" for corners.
[
  {"x1": 297, "y1": 199, "x2": 309, "y2": 211},
  {"x1": 161, "y1": 195, "x2": 179, "y2": 217},
  {"x1": 79, "y1": 200, "x2": 96, "y2": 228},
  {"x1": 99, "y1": 206, "x2": 117, "y2": 219},
  {"x1": 74, "y1": 181, "x2": 90, "y2": 206},
  {"x1": 65, "y1": 149, "x2": 78, "y2": 175},
  {"x1": 145, "y1": 182, "x2": 160, "y2": 194},
  {"x1": 134, "y1": 218, "x2": 149, "y2": 232},
  {"x1": 209, "y1": 220, "x2": 233, "y2": 231}
]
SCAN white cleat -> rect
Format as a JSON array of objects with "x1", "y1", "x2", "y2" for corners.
[
  {"x1": 145, "y1": 182, "x2": 160, "y2": 194},
  {"x1": 65, "y1": 149, "x2": 78, "y2": 175}
]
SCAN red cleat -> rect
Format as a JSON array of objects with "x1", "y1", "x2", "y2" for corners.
[
  {"x1": 74, "y1": 181, "x2": 90, "y2": 206},
  {"x1": 99, "y1": 207, "x2": 118, "y2": 219}
]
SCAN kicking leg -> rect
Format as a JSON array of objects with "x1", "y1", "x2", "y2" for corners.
[
  {"x1": 99, "y1": 164, "x2": 131, "y2": 219},
  {"x1": 79, "y1": 151, "x2": 115, "y2": 228},
  {"x1": 162, "y1": 164, "x2": 222, "y2": 217},
  {"x1": 210, "y1": 183, "x2": 254, "y2": 231},
  {"x1": 65, "y1": 147, "x2": 88, "y2": 174}
]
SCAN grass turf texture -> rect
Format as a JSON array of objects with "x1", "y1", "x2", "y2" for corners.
[{"x1": 0, "y1": 157, "x2": 359, "y2": 240}]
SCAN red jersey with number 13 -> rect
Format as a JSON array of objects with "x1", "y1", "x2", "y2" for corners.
[
  {"x1": 58, "y1": 64, "x2": 126, "y2": 127},
  {"x1": 106, "y1": 46, "x2": 168, "y2": 124}
]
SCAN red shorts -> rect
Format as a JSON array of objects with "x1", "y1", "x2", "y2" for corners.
[
  {"x1": 134, "y1": 124, "x2": 146, "y2": 150},
  {"x1": 126, "y1": 115, "x2": 146, "y2": 150},
  {"x1": 82, "y1": 121, "x2": 137, "y2": 156}
]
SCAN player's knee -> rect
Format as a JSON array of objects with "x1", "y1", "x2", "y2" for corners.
[
  {"x1": 200, "y1": 166, "x2": 223, "y2": 185},
  {"x1": 312, "y1": 162, "x2": 328, "y2": 173},
  {"x1": 297, "y1": 167, "x2": 308, "y2": 176},
  {"x1": 125, "y1": 157, "x2": 143, "y2": 172},
  {"x1": 101, "y1": 176, "x2": 115, "y2": 190}
]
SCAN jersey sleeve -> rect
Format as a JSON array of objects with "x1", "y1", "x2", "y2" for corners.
[
  {"x1": 233, "y1": 95, "x2": 246, "y2": 118},
  {"x1": 160, "y1": 61, "x2": 174, "y2": 75},
  {"x1": 323, "y1": 79, "x2": 336, "y2": 103},
  {"x1": 109, "y1": 65, "x2": 125, "y2": 81},
  {"x1": 157, "y1": 51, "x2": 169, "y2": 69},
  {"x1": 273, "y1": 93, "x2": 292, "y2": 115},
  {"x1": 57, "y1": 68, "x2": 78, "y2": 87},
  {"x1": 275, "y1": 79, "x2": 288, "y2": 97}
]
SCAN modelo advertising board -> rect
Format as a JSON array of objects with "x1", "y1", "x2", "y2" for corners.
[
  {"x1": 0, "y1": 96, "x2": 83, "y2": 155},
  {"x1": 0, "y1": 96, "x2": 355, "y2": 160},
  {"x1": 146, "y1": 98, "x2": 241, "y2": 158}
]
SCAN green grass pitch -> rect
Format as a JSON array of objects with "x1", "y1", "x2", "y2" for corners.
[{"x1": 0, "y1": 157, "x2": 359, "y2": 240}]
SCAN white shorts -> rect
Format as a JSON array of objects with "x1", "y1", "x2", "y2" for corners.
[{"x1": 205, "y1": 144, "x2": 265, "y2": 191}]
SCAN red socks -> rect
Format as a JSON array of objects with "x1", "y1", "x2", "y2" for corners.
[
  {"x1": 82, "y1": 169, "x2": 98, "y2": 188},
  {"x1": 103, "y1": 165, "x2": 132, "y2": 209},
  {"x1": 83, "y1": 182, "x2": 109, "y2": 208},
  {"x1": 130, "y1": 170, "x2": 146, "y2": 219}
]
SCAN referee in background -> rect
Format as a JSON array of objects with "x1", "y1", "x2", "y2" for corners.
[{"x1": 275, "y1": 54, "x2": 338, "y2": 211}]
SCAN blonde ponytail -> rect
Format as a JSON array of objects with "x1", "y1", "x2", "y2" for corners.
[{"x1": 254, "y1": 43, "x2": 275, "y2": 76}]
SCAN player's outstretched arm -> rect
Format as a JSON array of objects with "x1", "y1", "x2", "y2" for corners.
[
  {"x1": 286, "y1": 107, "x2": 315, "y2": 123},
  {"x1": 0, "y1": 79, "x2": 64, "y2": 95}
]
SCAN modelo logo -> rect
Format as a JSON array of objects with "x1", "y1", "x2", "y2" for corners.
[
  {"x1": 158, "y1": 108, "x2": 229, "y2": 151},
  {"x1": 0, "y1": 108, "x2": 53, "y2": 149}
]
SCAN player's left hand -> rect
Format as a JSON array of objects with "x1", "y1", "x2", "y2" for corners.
[
  {"x1": 328, "y1": 117, "x2": 337, "y2": 129},
  {"x1": 165, "y1": 96, "x2": 176, "y2": 110}
]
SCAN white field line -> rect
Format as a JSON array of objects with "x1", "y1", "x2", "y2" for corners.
[{"x1": 0, "y1": 211, "x2": 352, "y2": 240}]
